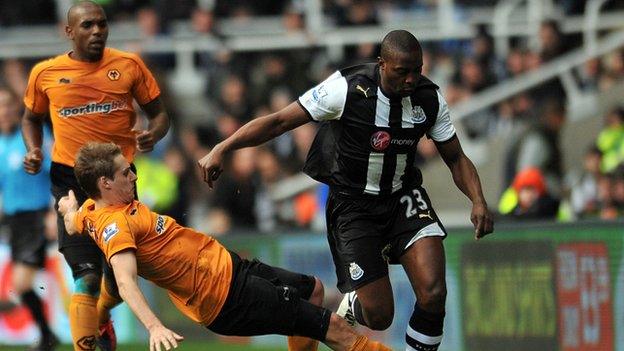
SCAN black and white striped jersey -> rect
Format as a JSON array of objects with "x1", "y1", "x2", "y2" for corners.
[{"x1": 299, "y1": 63, "x2": 456, "y2": 197}]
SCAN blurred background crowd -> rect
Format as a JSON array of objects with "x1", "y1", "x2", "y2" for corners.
[{"x1": 1, "y1": 0, "x2": 624, "y2": 238}]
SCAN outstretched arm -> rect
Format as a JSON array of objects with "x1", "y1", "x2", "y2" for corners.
[
  {"x1": 435, "y1": 136, "x2": 494, "y2": 239},
  {"x1": 110, "y1": 250, "x2": 184, "y2": 351},
  {"x1": 197, "y1": 101, "x2": 310, "y2": 187},
  {"x1": 21, "y1": 108, "x2": 46, "y2": 174},
  {"x1": 136, "y1": 97, "x2": 170, "y2": 153}
]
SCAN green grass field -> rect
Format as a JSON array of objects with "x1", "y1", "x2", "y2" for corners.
[{"x1": 1, "y1": 342, "x2": 288, "y2": 351}]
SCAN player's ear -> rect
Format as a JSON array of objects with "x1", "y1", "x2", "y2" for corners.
[
  {"x1": 99, "y1": 176, "x2": 110, "y2": 190},
  {"x1": 378, "y1": 56, "x2": 385, "y2": 70},
  {"x1": 65, "y1": 24, "x2": 74, "y2": 40}
]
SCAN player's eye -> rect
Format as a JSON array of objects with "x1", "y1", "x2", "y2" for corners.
[
  {"x1": 81, "y1": 21, "x2": 92, "y2": 28},
  {"x1": 396, "y1": 69, "x2": 408, "y2": 75}
]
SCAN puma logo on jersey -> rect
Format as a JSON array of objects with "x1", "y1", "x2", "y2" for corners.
[
  {"x1": 59, "y1": 78, "x2": 71, "y2": 84},
  {"x1": 419, "y1": 211, "x2": 433, "y2": 220},
  {"x1": 356, "y1": 85, "x2": 370, "y2": 98}
]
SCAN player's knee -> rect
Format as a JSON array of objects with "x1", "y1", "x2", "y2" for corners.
[
  {"x1": 366, "y1": 311, "x2": 393, "y2": 330},
  {"x1": 359, "y1": 296, "x2": 394, "y2": 330},
  {"x1": 309, "y1": 277, "x2": 324, "y2": 305},
  {"x1": 73, "y1": 271, "x2": 102, "y2": 296},
  {"x1": 417, "y1": 282, "x2": 446, "y2": 311}
]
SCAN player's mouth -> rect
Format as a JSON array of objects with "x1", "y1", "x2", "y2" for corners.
[
  {"x1": 89, "y1": 40, "x2": 105, "y2": 48},
  {"x1": 400, "y1": 87, "x2": 414, "y2": 95}
]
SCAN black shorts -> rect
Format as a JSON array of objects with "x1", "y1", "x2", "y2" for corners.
[
  {"x1": 327, "y1": 184, "x2": 447, "y2": 293},
  {"x1": 51, "y1": 162, "x2": 136, "y2": 278},
  {"x1": 7, "y1": 209, "x2": 48, "y2": 268},
  {"x1": 207, "y1": 252, "x2": 330, "y2": 341}
]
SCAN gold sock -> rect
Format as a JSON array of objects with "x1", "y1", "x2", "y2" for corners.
[
  {"x1": 348, "y1": 335, "x2": 393, "y2": 351},
  {"x1": 69, "y1": 293, "x2": 98, "y2": 351},
  {"x1": 287, "y1": 335, "x2": 319, "y2": 351},
  {"x1": 97, "y1": 279, "x2": 122, "y2": 327}
]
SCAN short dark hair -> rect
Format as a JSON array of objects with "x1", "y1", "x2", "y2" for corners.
[
  {"x1": 380, "y1": 30, "x2": 422, "y2": 59},
  {"x1": 67, "y1": 1, "x2": 104, "y2": 25},
  {"x1": 74, "y1": 142, "x2": 122, "y2": 199}
]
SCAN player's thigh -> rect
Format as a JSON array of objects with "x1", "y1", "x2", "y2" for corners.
[
  {"x1": 245, "y1": 258, "x2": 316, "y2": 300},
  {"x1": 399, "y1": 236, "x2": 446, "y2": 301},
  {"x1": 7, "y1": 210, "x2": 48, "y2": 268}
]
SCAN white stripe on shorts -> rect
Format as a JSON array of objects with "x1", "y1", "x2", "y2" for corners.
[{"x1": 404, "y1": 222, "x2": 445, "y2": 250}]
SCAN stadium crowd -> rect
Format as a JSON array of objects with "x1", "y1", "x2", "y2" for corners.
[{"x1": 1, "y1": 0, "x2": 624, "y2": 237}]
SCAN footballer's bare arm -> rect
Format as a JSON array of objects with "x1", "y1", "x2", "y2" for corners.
[
  {"x1": 197, "y1": 101, "x2": 309, "y2": 187},
  {"x1": 58, "y1": 190, "x2": 79, "y2": 235},
  {"x1": 110, "y1": 250, "x2": 184, "y2": 351},
  {"x1": 21, "y1": 108, "x2": 46, "y2": 174}
]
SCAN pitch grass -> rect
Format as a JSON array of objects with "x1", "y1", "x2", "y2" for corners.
[{"x1": 0, "y1": 342, "x2": 289, "y2": 351}]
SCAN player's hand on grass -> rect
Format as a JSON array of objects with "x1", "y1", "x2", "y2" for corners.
[
  {"x1": 58, "y1": 190, "x2": 78, "y2": 216},
  {"x1": 148, "y1": 324, "x2": 184, "y2": 351},
  {"x1": 471, "y1": 202, "x2": 494, "y2": 240},
  {"x1": 197, "y1": 145, "x2": 225, "y2": 189},
  {"x1": 23, "y1": 147, "x2": 43, "y2": 174},
  {"x1": 134, "y1": 129, "x2": 156, "y2": 153}
]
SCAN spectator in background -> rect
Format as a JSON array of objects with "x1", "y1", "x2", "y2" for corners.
[
  {"x1": 611, "y1": 164, "x2": 624, "y2": 214},
  {"x1": 504, "y1": 99, "x2": 566, "y2": 197},
  {"x1": 504, "y1": 47, "x2": 527, "y2": 78},
  {"x1": 538, "y1": 19, "x2": 569, "y2": 62},
  {"x1": 596, "y1": 107, "x2": 624, "y2": 173},
  {"x1": 0, "y1": 86, "x2": 58, "y2": 350},
  {"x1": 209, "y1": 148, "x2": 258, "y2": 234},
  {"x1": 599, "y1": 49, "x2": 624, "y2": 91},
  {"x1": 254, "y1": 146, "x2": 283, "y2": 232},
  {"x1": 134, "y1": 154, "x2": 179, "y2": 213},
  {"x1": 576, "y1": 57, "x2": 602, "y2": 92},
  {"x1": 134, "y1": 6, "x2": 175, "y2": 69},
  {"x1": 502, "y1": 167, "x2": 560, "y2": 220},
  {"x1": 282, "y1": 4, "x2": 305, "y2": 32},
  {"x1": 217, "y1": 74, "x2": 252, "y2": 122},
  {"x1": 333, "y1": 0, "x2": 379, "y2": 26},
  {"x1": 570, "y1": 145, "x2": 603, "y2": 218},
  {"x1": 162, "y1": 145, "x2": 194, "y2": 226},
  {"x1": 191, "y1": 6, "x2": 219, "y2": 36},
  {"x1": 471, "y1": 25, "x2": 497, "y2": 79},
  {"x1": 1, "y1": 59, "x2": 29, "y2": 99},
  {"x1": 597, "y1": 170, "x2": 618, "y2": 219},
  {"x1": 341, "y1": 43, "x2": 379, "y2": 67}
]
